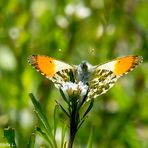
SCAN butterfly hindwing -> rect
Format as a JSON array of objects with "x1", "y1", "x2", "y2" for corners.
[
  {"x1": 88, "y1": 69, "x2": 117, "y2": 99},
  {"x1": 52, "y1": 69, "x2": 77, "y2": 87}
]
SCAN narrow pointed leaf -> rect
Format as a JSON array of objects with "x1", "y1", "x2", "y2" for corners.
[
  {"x1": 29, "y1": 93, "x2": 57, "y2": 148},
  {"x1": 77, "y1": 119, "x2": 85, "y2": 130},
  {"x1": 59, "y1": 88, "x2": 69, "y2": 104},
  {"x1": 87, "y1": 127, "x2": 93, "y2": 148},
  {"x1": 27, "y1": 133, "x2": 35, "y2": 148},
  {"x1": 54, "y1": 105, "x2": 58, "y2": 141},
  {"x1": 61, "y1": 124, "x2": 67, "y2": 148},
  {"x1": 55, "y1": 100, "x2": 70, "y2": 117},
  {"x1": 36, "y1": 127, "x2": 54, "y2": 148},
  {"x1": 82, "y1": 99, "x2": 94, "y2": 119}
]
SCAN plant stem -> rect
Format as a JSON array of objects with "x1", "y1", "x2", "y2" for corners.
[
  {"x1": 68, "y1": 118, "x2": 76, "y2": 148},
  {"x1": 68, "y1": 102, "x2": 78, "y2": 148}
]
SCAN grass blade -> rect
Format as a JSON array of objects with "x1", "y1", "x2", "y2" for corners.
[
  {"x1": 36, "y1": 127, "x2": 54, "y2": 148},
  {"x1": 27, "y1": 133, "x2": 35, "y2": 148},
  {"x1": 87, "y1": 127, "x2": 93, "y2": 148},
  {"x1": 54, "y1": 105, "x2": 58, "y2": 141},
  {"x1": 61, "y1": 124, "x2": 67, "y2": 148},
  {"x1": 29, "y1": 93, "x2": 57, "y2": 148}
]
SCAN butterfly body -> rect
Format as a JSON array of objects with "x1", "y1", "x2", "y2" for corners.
[
  {"x1": 77, "y1": 61, "x2": 94, "y2": 84},
  {"x1": 28, "y1": 55, "x2": 143, "y2": 99}
]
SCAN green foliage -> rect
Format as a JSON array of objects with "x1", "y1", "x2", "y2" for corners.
[
  {"x1": 0, "y1": 0, "x2": 148, "y2": 147},
  {"x1": 87, "y1": 127, "x2": 93, "y2": 148},
  {"x1": 27, "y1": 133, "x2": 35, "y2": 148},
  {"x1": 29, "y1": 93, "x2": 57, "y2": 148},
  {"x1": 0, "y1": 127, "x2": 16, "y2": 148}
]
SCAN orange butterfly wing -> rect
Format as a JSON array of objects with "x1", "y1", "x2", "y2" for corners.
[
  {"x1": 88, "y1": 55, "x2": 143, "y2": 99},
  {"x1": 28, "y1": 55, "x2": 73, "y2": 79},
  {"x1": 98, "y1": 55, "x2": 143, "y2": 77}
]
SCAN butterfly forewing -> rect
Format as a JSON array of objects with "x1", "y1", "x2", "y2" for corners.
[
  {"x1": 98, "y1": 55, "x2": 143, "y2": 77},
  {"x1": 28, "y1": 55, "x2": 75, "y2": 86},
  {"x1": 87, "y1": 55, "x2": 143, "y2": 99}
]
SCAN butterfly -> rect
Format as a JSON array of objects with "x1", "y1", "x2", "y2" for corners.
[{"x1": 28, "y1": 55, "x2": 143, "y2": 99}]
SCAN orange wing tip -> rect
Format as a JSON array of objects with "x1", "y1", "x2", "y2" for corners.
[
  {"x1": 114, "y1": 55, "x2": 143, "y2": 76},
  {"x1": 28, "y1": 55, "x2": 56, "y2": 78}
]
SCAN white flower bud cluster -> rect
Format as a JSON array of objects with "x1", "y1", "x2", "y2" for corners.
[{"x1": 61, "y1": 81, "x2": 88, "y2": 102}]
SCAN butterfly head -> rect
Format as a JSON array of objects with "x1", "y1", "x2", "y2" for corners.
[{"x1": 79, "y1": 60, "x2": 93, "y2": 72}]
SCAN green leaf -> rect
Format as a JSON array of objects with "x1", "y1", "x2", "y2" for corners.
[
  {"x1": 77, "y1": 99, "x2": 94, "y2": 130},
  {"x1": 78, "y1": 89, "x2": 89, "y2": 109},
  {"x1": 36, "y1": 127, "x2": 53, "y2": 148},
  {"x1": 4, "y1": 127, "x2": 16, "y2": 148},
  {"x1": 55, "y1": 100, "x2": 70, "y2": 117},
  {"x1": 27, "y1": 133, "x2": 35, "y2": 148},
  {"x1": 87, "y1": 127, "x2": 93, "y2": 148},
  {"x1": 29, "y1": 93, "x2": 57, "y2": 148},
  {"x1": 53, "y1": 105, "x2": 58, "y2": 141},
  {"x1": 82, "y1": 99, "x2": 94, "y2": 119},
  {"x1": 61, "y1": 124, "x2": 67, "y2": 148},
  {"x1": 59, "y1": 88, "x2": 69, "y2": 104}
]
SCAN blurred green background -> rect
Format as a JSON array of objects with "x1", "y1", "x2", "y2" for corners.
[{"x1": 0, "y1": 0, "x2": 148, "y2": 147}]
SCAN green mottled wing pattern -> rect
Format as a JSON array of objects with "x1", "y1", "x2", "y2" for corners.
[
  {"x1": 52, "y1": 69, "x2": 76, "y2": 87},
  {"x1": 88, "y1": 69, "x2": 118, "y2": 99}
]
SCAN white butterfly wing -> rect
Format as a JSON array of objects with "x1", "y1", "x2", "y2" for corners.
[
  {"x1": 28, "y1": 55, "x2": 76, "y2": 87},
  {"x1": 88, "y1": 56, "x2": 143, "y2": 99}
]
